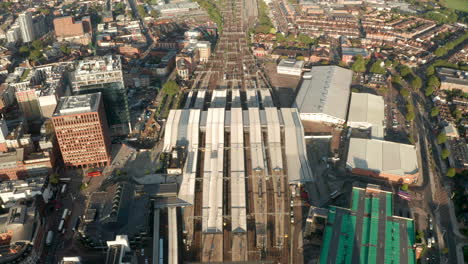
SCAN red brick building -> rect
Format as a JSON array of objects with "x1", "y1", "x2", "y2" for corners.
[{"x1": 52, "y1": 93, "x2": 111, "y2": 168}]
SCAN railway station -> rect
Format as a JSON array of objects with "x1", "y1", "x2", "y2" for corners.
[{"x1": 162, "y1": 88, "x2": 314, "y2": 262}]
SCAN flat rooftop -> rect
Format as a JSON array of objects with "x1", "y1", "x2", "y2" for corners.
[
  {"x1": 293, "y1": 66, "x2": 352, "y2": 121},
  {"x1": 436, "y1": 67, "x2": 468, "y2": 85},
  {"x1": 53, "y1": 93, "x2": 101, "y2": 116},
  {"x1": 277, "y1": 59, "x2": 305, "y2": 70},
  {"x1": 346, "y1": 138, "x2": 419, "y2": 177},
  {"x1": 74, "y1": 55, "x2": 121, "y2": 75},
  {"x1": 319, "y1": 186, "x2": 416, "y2": 264},
  {"x1": 348, "y1": 92, "x2": 385, "y2": 139}
]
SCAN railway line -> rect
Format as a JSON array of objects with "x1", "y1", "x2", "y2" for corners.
[
  {"x1": 180, "y1": 0, "x2": 295, "y2": 262},
  {"x1": 190, "y1": 0, "x2": 269, "y2": 92}
]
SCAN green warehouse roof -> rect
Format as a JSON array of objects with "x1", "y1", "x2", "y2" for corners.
[{"x1": 319, "y1": 186, "x2": 416, "y2": 264}]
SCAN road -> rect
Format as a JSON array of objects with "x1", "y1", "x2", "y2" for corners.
[
  {"x1": 127, "y1": 0, "x2": 155, "y2": 58},
  {"x1": 410, "y1": 37, "x2": 468, "y2": 263}
]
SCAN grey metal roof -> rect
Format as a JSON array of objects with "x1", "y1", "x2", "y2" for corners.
[
  {"x1": 293, "y1": 66, "x2": 352, "y2": 121},
  {"x1": 348, "y1": 92, "x2": 385, "y2": 139},
  {"x1": 346, "y1": 138, "x2": 419, "y2": 177}
]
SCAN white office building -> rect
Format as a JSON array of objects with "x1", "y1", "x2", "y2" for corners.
[{"x1": 18, "y1": 12, "x2": 35, "y2": 43}]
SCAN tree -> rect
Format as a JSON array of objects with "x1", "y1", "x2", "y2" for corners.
[
  {"x1": 137, "y1": 5, "x2": 147, "y2": 17},
  {"x1": 351, "y1": 55, "x2": 366, "y2": 73},
  {"x1": 426, "y1": 66, "x2": 435, "y2": 76},
  {"x1": 286, "y1": 34, "x2": 296, "y2": 42},
  {"x1": 427, "y1": 75, "x2": 440, "y2": 89},
  {"x1": 434, "y1": 47, "x2": 448, "y2": 57},
  {"x1": 29, "y1": 50, "x2": 42, "y2": 61},
  {"x1": 369, "y1": 59, "x2": 386, "y2": 74},
  {"x1": 405, "y1": 111, "x2": 415, "y2": 121},
  {"x1": 150, "y1": 10, "x2": 158, "y2": 19},
  {"x1": 430, "y1": 107, "x2": 440, "y2": 117},
  {"x1": 400, "y1": 88, "x2": 410, "y2": 98},
  {"x1": 49, "y1": 173, "x2": 59, "y2": 185},
  {"x1": 19, "y1": 46, "x2": 29, "y2": 56},
  {"x1": 60, "y1": 45, "x2": 71, "y2": 55},
  {"x1": 297, "y1": 33, "x2": 314, "y2": 45},
  {"x1": 410, "y1": 75, "x2": 422, "y2": 90},
  {"x1": 32, "y1": 40, "x2": 43, "y2": 51},
  {"x1": 269, "y1": 28, "x2": 277, "y2": 34},
  {"x1": 162, "y1": 80, "x2": 179, "y2": 96},
  {"x1": 441, "y1": 148, "x2": 451, "y2": 159},
  {"x1": 398, "y1": 65, "x2": 412, "y2": 77},
  {"x1": 115, "y1": 3, "x2": 126, "y2": 16},
  {"x1": 401, "y1": 183, "x2": 409, "y2": 191},
  {"x1": 392, "y1": 74, "x2": 402, "y2": 85},
  {"x1": 452, "y1": 109, "x2": 462, "y2": 121},
  {"x1": 425, "y1": 86, "x2": 435, "y2": 97},
  {"x1": 384, "y1": 60, "x2": 392, "y2": 68},
  {"x1": 446, "y1": 168, "x2": 456, "y2": 177},
  {"x1": 437, "y1": 132, "x2": 447, "y2": 144},
  {"x1": 39, "y1": 8, "x2": 50, "y2": 15},
  {"x1": 276, "y1": 33, "x2": 285, "y2": 42}
]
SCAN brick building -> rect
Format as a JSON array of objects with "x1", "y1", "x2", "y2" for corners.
[
  {"x1": 52, "y1": 93, "x2": 111, "y2": 168},
  {"x1": 0, "y1": 148, "x2": 52, "y2": 181}
]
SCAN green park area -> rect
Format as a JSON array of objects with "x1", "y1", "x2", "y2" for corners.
[{"x1": 445, "y1": 0, "x2": 468, "y2": 12}]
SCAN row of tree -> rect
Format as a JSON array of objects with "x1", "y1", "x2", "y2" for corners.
[{"x1": 434, "y1": 31, "x2": 468, "y2": 57}]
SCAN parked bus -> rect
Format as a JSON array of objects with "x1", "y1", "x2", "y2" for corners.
[
  {"x1": 58, "y1": 220, "x2": 64, "y2": 232},
  {"x1": 61, "y1": 209, "x2": 69, "y2": 220},
  {"x1": 159, "y1": 238, "x2": 164, "y2": 264},
  {"x1": 60, "y1": 184, "x2": 67, "y2": 195},
  {"x1": 46, "y1": 231, "x2": 54, "y2": 246},
  {"x1": 398, "y1": 192, "x2": 411, "y2": 201},
  {"x1": 87, "y1": 171, "x2": 102, "y2": 177}
]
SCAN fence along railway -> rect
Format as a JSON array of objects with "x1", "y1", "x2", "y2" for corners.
[{"x1": 160, "y1": 0, "x2": 315, "y2": 262}]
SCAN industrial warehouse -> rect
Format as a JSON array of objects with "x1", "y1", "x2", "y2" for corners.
[{"x1": 162, "y1": 88, "x2": 314, "y2": 262}]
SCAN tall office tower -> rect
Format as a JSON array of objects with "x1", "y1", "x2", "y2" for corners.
[
  {"x1": 15, "y1": 88, "x2": 42, "y2": 121},
  {"x1": 18, "y1": 12, "x2": 35, "y2": 43},
  {"x1": 69, "y1": 55, "x2": 130, "y2": 136},
  {"x1": 52, "y1": 93, "x2": 111, "y2": 168}
]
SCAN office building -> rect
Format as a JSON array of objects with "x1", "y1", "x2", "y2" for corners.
[
  {"x1": 293, "y1": 66, "x2": 352, "y2": 126},
  {"x1": 316, "y1": 185, "x2": 416, "y2": 264},
  {"x1": 52, "y1": 93, "x2": 111, "y2": 168},
  {"x1": 6, "y1": 23, "x2": 21, "y2": 44},
  {"x1": 33, "y1": 14, "x2": 47, "y2": 40},
  {"x1": 346, "y1": 138, "x2": 419, "y2": 183},
  {"x1": 15, "y1": 88, "x2": 41, "y2": 121},
  {"x1": 196, "y1": 41, "x2": 211, "y2": 62},
  {"x1": 18, "y1": 12, "x2": 35, "y2": 43},
  {"x1": 70, "y1": 56, "x2": 130, "y2": 135}
]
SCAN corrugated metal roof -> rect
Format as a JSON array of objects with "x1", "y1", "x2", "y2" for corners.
[
  {"x1": 346, "y1": 138, "x2": 419, "y2": 177},
  {"x1": 281, "y1": 108, "x2": 314, "y2": 183},
  {"x1": 348, "y1": 93, "x2": 385, "y2": 139},
  {"x1": 293, "y1": 66, "x2": 352, "y2": 121}
]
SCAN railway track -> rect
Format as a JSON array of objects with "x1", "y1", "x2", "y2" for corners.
[{"x1": 190, "y1": 0, "x2": 268, "y2": 92}]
